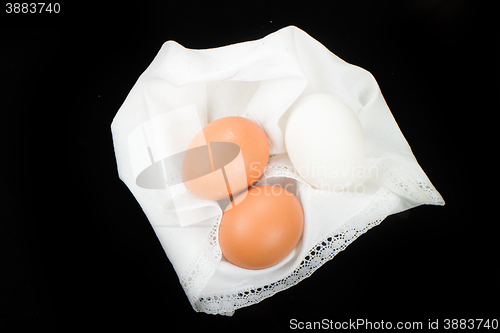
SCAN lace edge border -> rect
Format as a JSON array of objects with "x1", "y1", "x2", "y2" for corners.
[{"x1": 194, "y1": 187, "x2": 400, "y2": 315}]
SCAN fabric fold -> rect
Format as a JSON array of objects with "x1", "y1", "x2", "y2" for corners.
[{"x1": 111, "y1": 25, "x2": 444, "y2": 316}]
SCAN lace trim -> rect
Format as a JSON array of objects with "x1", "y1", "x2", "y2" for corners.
[
  {"x1": 262, "y1": 160, "x2": 304, "y2": 182},
  {"x1": 179, "y1": 215, "x2": 222, "y2": 306},
  {"x1": 376, "y1": 159, "x2": 444, "y2": 206},
  {"x1": 194, "y1": 187, "x2": 400, "y2": 315},
  {"x1": 415, "y1": 179, "x2": 444, "y2": 205}
]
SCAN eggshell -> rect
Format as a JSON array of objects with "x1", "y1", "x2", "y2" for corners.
[
  {"x1": 218, "y1": 186, "x2": 304, "y2": 270},
  {"x1": 285, "y1": 93, "x2": 365, "y2": 190},
  {"x1": 183, "y1": 116, "x2": 269, "y2": 201}
]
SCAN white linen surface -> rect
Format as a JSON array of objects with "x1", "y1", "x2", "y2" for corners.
[{"x1": 111, "y1": 26, "x2": 444, "y2": 315}]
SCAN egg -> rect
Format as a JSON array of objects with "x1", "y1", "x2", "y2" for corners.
[
  {"x1": 285, "y1": 93, "x2": 365, "y2": 191},
  {"x1": 183, "y1": 116, "x2": 269, "y2": 201},
  {"x1": 218, "y1": 186, "x2": 304, "y2": 270}
]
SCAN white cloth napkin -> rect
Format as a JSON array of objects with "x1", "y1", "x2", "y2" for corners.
[{"x1": 111, "y1": 26, "x2": 444, "y2": 316}]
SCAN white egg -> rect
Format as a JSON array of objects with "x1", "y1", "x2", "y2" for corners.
[{"x1": 285, "y1": 93, "x2": 365, "y2": 191}]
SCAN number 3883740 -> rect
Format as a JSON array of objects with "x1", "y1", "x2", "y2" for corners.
[{"x1": 6, "y1": 3, "x2": 60, "y2": 14}]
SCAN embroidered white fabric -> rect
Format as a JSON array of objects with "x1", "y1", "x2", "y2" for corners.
[{"x1": 111, "y1": 26, "x2": 444, "y2": 316}]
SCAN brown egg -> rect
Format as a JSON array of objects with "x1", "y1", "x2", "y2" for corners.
[
  {"x1": 183, "y1": 116, "x2": 269, "y2": 201},
  {"x1": 218, "y1": 186, "x2": 304, "y2": 270}
]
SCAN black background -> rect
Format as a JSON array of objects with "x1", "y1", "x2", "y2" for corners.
[{"x1": 2, "y1": 0, "x2": 497, "y2": 331}]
